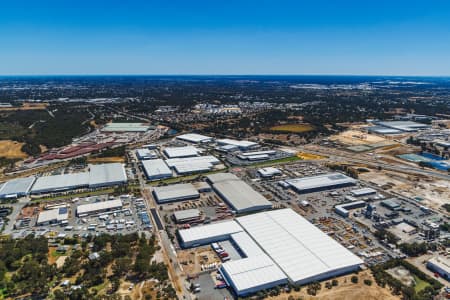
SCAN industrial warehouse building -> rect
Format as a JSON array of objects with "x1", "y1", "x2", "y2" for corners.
[
  {"x1": 368, "y1": 121, "x2": 431, "y2": 134},
  {"x1": 258, "y1": 167, "x2": 282, "y2": 178},
  {"x1": 206, "y1": 173, "x2": 272, "y2": 213},
  {"x1": 152, "y1": 183, "x2": 199, "y2": 203},
  {"x1": 237, "y1": 150, "x2": 277, "y2": 161},
  {"x1": 173, "y1": 209, "x2": 201, "y2": 223},
  {"x1": 0, "y1": 176, "x2": 35, "y2": 199},
  {"x1": 163, "y1": 146, "x2": 200, "y2": 158},
  {"x1": 427, "y1": 256, "x2": 450, "y2": 281},
  {"x1": 286, "y1": 173, "x2": 357, "y2": 194},
  {"x1": 76, "y1": 199, "x2": 123, "y2": 217},
  {"x1": 216, "y1": 139, "x2": 259, "y2": 150},
  {"x1": 178, "y1": 220, "x2": 244, "y2": 247},
  {"x1": 335, "y1": 200, "x2": 366, "y2": 217},
  {"x1": 101, "y1": 122, "x2": 151, "y2": 132},
  {"x1": 31, "y1": 173, "x2": 90, "y2": 194},
  {"x1": 136, "y1": 148, "x2": 158, "y2": 160},
  {"x1": 350, "y1": 187, "x2": 377, "y2": 197},
  {"x1": 165, "y1": 155, "x2": 220, "y2": 175},
  {"x1": 88, "y1": 163, "x2": 128, "y2": 188},
  {"x1": 141, "y1": 159, "x2": 172, "y2": 181},
  {"x1": 30, "y1": 163, "x2": 127, "y2": 194},
  {"x1": 178, "y1": 209, "x2": 363, "y2": 296},
  {"x1": 36, "y1": 207, "x2": 69, "y2": 226},
  {"x1": 176, "y1": 133, "x2": 213, "y2": 143}
]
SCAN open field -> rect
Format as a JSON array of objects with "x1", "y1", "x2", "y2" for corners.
[
  {"x1": 268, "y1": 270, "x2": 400, "y2": 300},
  {"x1": 330, "y1": 129, "x2": 387, "y2": 146},
  {"x1": 0, "y1": 140, "x2": 27, "y2": 159},
  {"x1": 270, "y1": 123, "x2": 314, "y2": 133}
]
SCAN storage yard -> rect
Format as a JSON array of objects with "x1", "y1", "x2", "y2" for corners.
[{"x1": 8, "y1": 193, "x2": 151, "y2": 237}]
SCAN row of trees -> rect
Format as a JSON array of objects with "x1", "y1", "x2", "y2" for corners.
[{"x1": 371, "y1": 259, "x2": 443, "y2": 300}]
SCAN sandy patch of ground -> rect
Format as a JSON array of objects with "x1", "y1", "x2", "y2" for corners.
[
  {"x1": 0, "y1": 140, "x2": 27, "y2": 158},
  {"x1": 55, "y1": 256, "x2": 68, "y2": 268},
  {"x1": 178, "y1": 246, "x2": 220, "y2": 275},
  {"x1": 269, "y1": 271, "x2": 400, "y2": 300},
  {"x1": 297, "y1": 152, "x2": 327, "y2": 160},
  {"x1": 359, "y1": 170, "x2": 450, "y2": 210},
  {"x1": 386, "y1": 266, "x2": 415, "y2": 287},
  {"x1": 330, "y1": 130, "x2": 387, "y2": 146}
]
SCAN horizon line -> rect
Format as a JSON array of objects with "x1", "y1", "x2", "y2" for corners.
[{"x1": 0, "y1": 73, "x2": 450, "y2": 78}]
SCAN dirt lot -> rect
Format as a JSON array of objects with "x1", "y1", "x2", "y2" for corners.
[
  {"x1": 297, "y1": 152, "x2": 326, "y2": 160},
  {"x1": 178, "y1": 246, "x2": 220, "y2": 275},
  {"x1": 359, "y1": 169, "x2": 450, "y2": 210},
  {"x1": 0, "y1": 140, "x2": 27, "y2": 159},
  {"x1": 269, "y1": 271, "x2": 400, "y2": 300},
  {"x1": 330, "y1": 130, "x2": 387, "y2": 146}
]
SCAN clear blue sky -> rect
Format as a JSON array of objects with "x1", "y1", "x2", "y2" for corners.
[{"x1": 1, "y1": 0, "x2": 450, "y2": 75}]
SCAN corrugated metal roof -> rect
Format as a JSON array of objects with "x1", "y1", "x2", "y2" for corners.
[
  {"x1": 217, "y1": 139, "x2": 258, "y2": 148},
  {"x1": 164, "y1": 146, "x2": 199, "y2": 158},
  {"x1": 286, "y1": 172, "x2": 356, "y2": 192},
  {"x1": 165, "y1": 155, "x2": 219, "y2": 174},
  {"x1": 88, "y1": 163, "x2": 127, "y2": 187},
  {"x1": 230, "y1": 231, "x2": 264, "y2": 257},
  {"x1": 142, "y1": 159, "x2": 172, "y2": 178},
  {"x1": 0, "y1": 176, "x2": 35, "y2": 197},
  {"x1": 173, "y1": 209, "x2": 201, "y2": 221},
  {"x1": 153, "y1": 183, "x2": 199, "y2": 203},
  {"x1": 221, "y1": 254, "x2": 287, "y2": 294},
  {"x1": 176, "y1": 133, "x2": 212, "y2": 143},
  {"x1": 212, "y1": 177, "x2": 272, "y2": 213},
  {"x1": 178, "y1": 220, "x2": 243, "y2": 244},
  {"x1": 31, "y1": 173, "x2": 89, "y2": 193},
  {"x1": 77, "y1": 199, "x2": 122, "y2": 215},
  {"x1": 206, "y1": 172, "x2": 240, "y2": 184},
  {"x1": 351, "y1": 187, "x2": 377, "y2": 196},
  {"x1": 236, "y1": 209, "x2": 363, "y2": 284},
  {"x1": 30, "y1": 163, "x2": 127, "y2": 193},
  {"x1": 37, "y1": 208, "x2": 68, "y2": 224},
  {"x1": 102, "y1": 122, "x2": 150, "y2": 132}
]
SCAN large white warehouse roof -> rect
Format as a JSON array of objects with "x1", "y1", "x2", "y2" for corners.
[
  {"x1": 89, "y1": 163, "x2": 127, "y2": 187},
  {"x1": 30, "y1": 163, "x2": 127, "y2": 193},
  {"x1": 31, "y1": 173, "x2": 90, "y2": 194},
  {"x1": 152, "y1": 183, "x2": 199, "y2": 203},
  {"x1": 236, "y1": 209, "x2": 363, "y2": 284},
  {"x1": 221, "y1": 254, "x2": 287, "y2": 295},
  {"x1": 142, "y1": 159, "x2": 172, "y2": 180},
  {"x1": 165, "y1": 155, "x2": 220, "y2": 174},
  {"x1": 286, "y1": 172, "x2": 357, "y2": 193},
  {"x1": 211, "y1": 174, "x2": 272, "y2": 213},
  {"x1": 216, "y1": 138, "x2": 258, "y2": 149},
  {"x1": 0, "y1": 176, "x2": 35, "y2": 198},
  {"x1": 164, "y1": 146, "x2": 199, "y2": 158},
  {"x1": 178, "y1": 220, "x2": 243, "y2": 247},
  {"x1": 176, "y1": 133, "x2": 213, "y2": 143}
]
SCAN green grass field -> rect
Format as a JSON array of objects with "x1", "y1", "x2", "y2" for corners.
[
  {"x1": 252, "y1": 156, "x2": 301, "y2": 167},
  {"x1": 413, "y1": 275, "x2": 430, "y2": 292}
]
